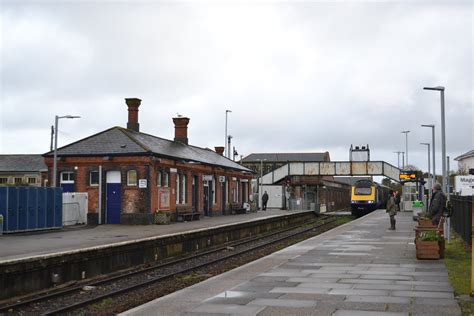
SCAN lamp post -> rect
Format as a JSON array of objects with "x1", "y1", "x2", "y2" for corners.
[
  {"x1": 225, "y1": 109, "x2": 232, "y2": 158},
  {"x1": 401, "y1": 151, "x2": 405, "y2": 169},
  {"x1": 393, "y1": 151, "x2": 403, "y2": 169},
  {"x1": 53, "y1": 115, "x2": 81, "y2": 187},
  {"x1": 423, "y1": 86, "x2": 446, "y2": 194},
  {"x1": 421, "y1": 124, "x2": 436, "y2": 189},
  {"x1": 257, "y1": 158, "x2": 267, "y2": 210},
  {"x1": 401, "y1": 130, "x2": 410, "y2": 167},
  {"x1": 420, "y1": 142, "x2": 431, "y2": 205}
]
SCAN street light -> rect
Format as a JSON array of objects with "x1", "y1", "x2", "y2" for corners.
[
  {"x1": 401, "y1": 151, "x2": 405, "y2": 169},
  {"x1": 256, "y1": 158, "x2": 267, "y2": 210},
  {"x1": 53, "y1": 115, "x2": 81, "y2": 187},
  {"x1": 421, "y1": 124, "x2": 436, "y2": 190},
  {"x1": 420, "y1": 142, "x2": 431, "y2": 205},
  {"x1": 401, "y1": 130, "x2": 410, "y2": 167},
  {"x1": 225, "y1": 110, "x2": 232, "y2": 158},
  {"x1": 393, "y1": 151, "x2": 403, "y2": 169},
  {"x1": 423, "y1": 86, "x2": 447, "y2": 194}
]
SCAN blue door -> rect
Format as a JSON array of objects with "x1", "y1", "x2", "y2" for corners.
[
  {"x1": 7, "y1": 187, "x2": 18, "y2": 231},
  {"x1": 61, "y1": 183, "x2": 74, "y2": 193},
  {"x1": 37, "y1": 188, "x2": 46, "y2": 229},
  {"x1": 0, "y1": 187, "x2": 7, "y2": 232},
  {"x1": 27, "y1": 187, "x2": 37, "y2": 230},
  {"x1": 106, "y1": 171, "x2": 121, "y2": 224}
]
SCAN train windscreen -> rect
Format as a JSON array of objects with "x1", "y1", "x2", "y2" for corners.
[
  {"x1": 354, "y1": 180, "x2": 373, "y2": 195},
  {"x1": 355, "y1": 187, "x2": 372, "y2": 195}
]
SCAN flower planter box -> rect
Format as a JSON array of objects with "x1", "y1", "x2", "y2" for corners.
[
  {"x1": 417, "y1": 218, "x2": 435, "y2": 227},
  {"x1": 155, "y1": 212, "x2": 171, "y2": 225},
  {"x1": 416, "y1": 240, "x2": 440, "y2": 260}
]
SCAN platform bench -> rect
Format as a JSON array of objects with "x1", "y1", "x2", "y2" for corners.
[
  {"x1": 230, "y1": 203, "x2": 247, "y2": 215},
  {"x1": 176, "y1": 205, "x2": 201, "y2": 222}
]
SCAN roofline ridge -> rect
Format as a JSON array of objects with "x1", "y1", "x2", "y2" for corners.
[
  {"x1": 42, "y1": 126, "x2": 120, "y2": 157},
  {"x1": 118, "y1": 128, "x2": 152, "y2": 153}
]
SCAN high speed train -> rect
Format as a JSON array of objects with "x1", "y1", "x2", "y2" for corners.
[{"x1": 350, "y1": 179, "x2": 390, "y2": 216}]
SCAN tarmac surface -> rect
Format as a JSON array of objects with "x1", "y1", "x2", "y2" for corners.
[
  {"x1": 122, "y1": 210, "x2": 461, "y2": 316},
  {"x1": 0, "y1": 209, "x2": 310, "y2": 262}
]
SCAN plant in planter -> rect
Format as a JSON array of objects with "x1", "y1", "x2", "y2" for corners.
[
  {"x1": 155, "y1": 210, "x2": 171, "y2": 225},
  {"x1": 416, "y1": 230, "x2": 440, "y2": 260},
  {"x1": 417, "y1": 213, "x2": 435, "y2": 227}
]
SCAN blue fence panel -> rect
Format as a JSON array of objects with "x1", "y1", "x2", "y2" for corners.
[
  {"x1": 54, "y1": 189, "x2": 62, "y2": 228},
  {"x1": 18, "y1": 187, "x2": 29, "y2": 231},
  {"x1": 0, "y1": 187, "x2": 7, "y2": 232},
  {"x1": 27, "y1": 187, "x2": 38, "y2": 230},
  {"x1": 37, "y1": 188, "x2": 46, "y2": 229},
  {"x1": 1, "y1": 187, "x2": 63, "y2": 233},
  {"x1": 46, "y1": 188, "x2": 55, "y2": 228},
  {"x1": 7, "y1": 187, "x2": 18, "y2": 232}
]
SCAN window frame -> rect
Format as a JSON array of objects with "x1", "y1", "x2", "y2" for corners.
[
  {"x1": 127, "y1": 170, "x2": 138, "y2": 186},
  {"x1": 90, "y1": 171, "x2": 99, "y2": 186},
  {"x1": 27, "y1": 177, "x2": 37, "y2": 184}
]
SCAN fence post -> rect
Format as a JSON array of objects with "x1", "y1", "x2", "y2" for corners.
[{"x1": 471, "y1": 195, "x2": 474, "y2": 296}]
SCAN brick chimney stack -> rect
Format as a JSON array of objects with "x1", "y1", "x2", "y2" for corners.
[
  {"x1": 173, "y1": 117, "x2": 190, "y2": 145},
  {"x1": 125, "y1": 98, "x2": 141, "y2": 132},
  {"x1": 215, "y1": 146, "x2": 224, "y2": 155}
]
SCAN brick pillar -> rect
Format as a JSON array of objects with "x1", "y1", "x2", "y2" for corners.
[{"x1": 173, "y1": 117, "x2": 190, "y2": 145}]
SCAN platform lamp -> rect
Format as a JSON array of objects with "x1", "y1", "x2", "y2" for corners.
[
  {"x1": 256, "y1": 158, "x2": 267, "y2": 210},
  {"x1": 423, "y1": 86, "x2": 447, "y2": 194},
  {"x1": 225, "y1": 109, "x2": 232, "y2": 158},
  {"x1": 420, "y1": 142, "x2": 431, "y2": 206},
  {"x1": 53, "y1": 115, "x2": 81, "y2": 187},
  {"x1": 421, "y1": 124, "x2": 436, "y2": 190},
  {"x1": 401, "y1": 130, "x2": 410, "y2": 167}
]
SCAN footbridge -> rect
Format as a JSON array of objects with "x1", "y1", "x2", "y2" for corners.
[{"x1": 260, "y1": 161, "x2": 401, "y2": 185}]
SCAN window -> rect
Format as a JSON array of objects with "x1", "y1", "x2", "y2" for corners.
[
  {"x1": 157, "y1": 171, "x2": 162, "y2": 187},
  {"x1": 0, "y1": 177, "x2": 7, "y2": 184},
  {"x1": 90, "y1": 171, "x2": 99, "y2": 186},
  {"x1": 28, "y1": 177, "x2": 37, "y2": 184},
  {"x1": 163, "y1": 172, "x2": 169, "y2": 187},
  {"x1": 15, "y1": 177, "x2": 23, "y2": 184},
  {"x1": 176, "y1": 173, "x2": 180, "y2": 203},
  {"x1": 212, "y1": 177, "x2": 216, "y2": 204},
  {"x1": 127, "y1": 170, "x2": 137, "y2": 186},
  {"x1": 182, "y1": 174, "x2": 187, "y2": 204},
  {"x1": 61, "y1": 172, "x2": 75, "y2": 182}
]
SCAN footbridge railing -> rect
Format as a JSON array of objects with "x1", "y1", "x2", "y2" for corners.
[{"x1": 261, "y1": 161, "x2": 401, "y2": 184}]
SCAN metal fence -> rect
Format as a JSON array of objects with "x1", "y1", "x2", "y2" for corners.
[{"x1": 450, "y1": 195, "x2": 472, "y2": 245}]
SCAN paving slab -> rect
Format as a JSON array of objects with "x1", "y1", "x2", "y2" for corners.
[{"x1": 121, "y1": 210, "x2": 462, "y2": 316}]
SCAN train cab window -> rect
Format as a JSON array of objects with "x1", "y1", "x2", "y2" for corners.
[{"x1": 355, "y1": 187, "x2": 372, "y2": 195}]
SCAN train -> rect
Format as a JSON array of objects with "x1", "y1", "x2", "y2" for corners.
[{"x1": 350, "y1": 179, "x2": 390, "y2": 216}]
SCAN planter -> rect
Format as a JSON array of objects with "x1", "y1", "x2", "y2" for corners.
[
  {"x1": 416, "y1": 240, "x2": 440, "y2": 260},
  {"x1": 417, "y1": 218, "x2": 435, "y2": 227},
  {"x1": 155, "y1": 212, "x2": 171, "y2": 225}
]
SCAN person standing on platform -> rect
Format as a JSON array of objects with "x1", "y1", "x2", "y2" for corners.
[
  {"x1": 262, "y1": 191, "x2": 269, "y2": 211},
  {"x1": 386, "y1": 190, "x2": 398, "y2": 230},
  {"x1": 429, "y1": 183, "x2": 446, "y2": 226},
  {"x1": 395, "y1": 191, "x2": 401, "y2": 212}
]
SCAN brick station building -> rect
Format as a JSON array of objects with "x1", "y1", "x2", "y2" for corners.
[{"x1": 43, "y1": 98, "x2": 253, "y2": 224}]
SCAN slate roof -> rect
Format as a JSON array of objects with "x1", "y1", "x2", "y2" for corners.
[
  {"x1": 0, "y1": 155, "x2": 47, "y2": 172},
  {"x1": 44, "y1": 127, "x2": 252, "y2": 172},
  {"x1": 454, "y1": 150, "x2": 474, "y2": 161},
  {"x1": 241, "y1": 152, "x2": 330, "y2": 163}
]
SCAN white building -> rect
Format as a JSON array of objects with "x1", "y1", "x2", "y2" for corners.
[{"x1": 454, "y1": 150, "x2": 474, "y2": 175}]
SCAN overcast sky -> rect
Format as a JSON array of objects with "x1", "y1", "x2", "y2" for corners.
[{"x1": 1, "y1": 0, "x2": 472, "y2": 175}]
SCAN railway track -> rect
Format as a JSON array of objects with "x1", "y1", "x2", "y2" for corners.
[{"x1": 0, "y1": 214, "x2": 342, "y2": 315}]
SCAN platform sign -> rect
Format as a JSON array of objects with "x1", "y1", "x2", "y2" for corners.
[
  {"x1": 158, "y1": 188, "x2": 170, "y2": 210},
  {"x1": 138, "y1": 179, "x2": 147, "y2": 188},
  {"x1": 399, "y1": 172, "x2": 418, "y2": 181}
]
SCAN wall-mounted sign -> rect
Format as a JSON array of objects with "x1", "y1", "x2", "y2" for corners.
[
  {"x1": 203, "y1": 175, "x2": 213, "y2": 181},
  {"x1": 170, "y1": 168, "x2": 177, "y2": 173},
  {"x1": 219, "y1": 176, "x2": 225, "y2": 183},
  {"x1": 138, "y1": 179, "x2": 147, "y2": 188}
]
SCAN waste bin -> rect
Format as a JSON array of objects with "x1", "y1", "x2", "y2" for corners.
[{"x1": 412, "y1": 200, "x2": 424, "y2": 221}]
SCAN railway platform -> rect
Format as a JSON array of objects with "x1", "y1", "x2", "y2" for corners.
[
  {"x1": 123, "y1": 210, "x2": 461, "y2": 316},
  {"x1": 0, "y1": 209, "x2": 310, "y2": 262}
]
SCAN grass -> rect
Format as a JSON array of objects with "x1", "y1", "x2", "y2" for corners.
[
  {"x1": 444, "y1": 232, "x2": 474, "y2": 316},
  {"x1": 91, "y1": 297, "x2": 114, "y2": 310}
]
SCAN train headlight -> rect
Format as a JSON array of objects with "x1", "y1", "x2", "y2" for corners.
[{"x1": 367, "y1": 200, "x2": 374, "y2": 204}]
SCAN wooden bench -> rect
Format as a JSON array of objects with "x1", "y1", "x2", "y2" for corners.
[
  {"x1": 176, "y1": 205, "x2": 200, "y2": 222},
  {"x1": 230, "y1": 203, "x2": 247, "y2": 214}
]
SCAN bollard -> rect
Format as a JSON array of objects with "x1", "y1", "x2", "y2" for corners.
[{"x1": 0, "y1": 214, "x2": 3, "y2": 235}]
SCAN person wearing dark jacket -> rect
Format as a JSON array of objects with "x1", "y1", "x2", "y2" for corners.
[
  {"x1": 429, "y1": 183, "x2": 446, "y2": 226},
  {"x1": 386, "y1": 190, "x2": 398, "y2": 230},
  {"x1": 262, "y1": 191, "x2": 269, "y2": 211}
]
